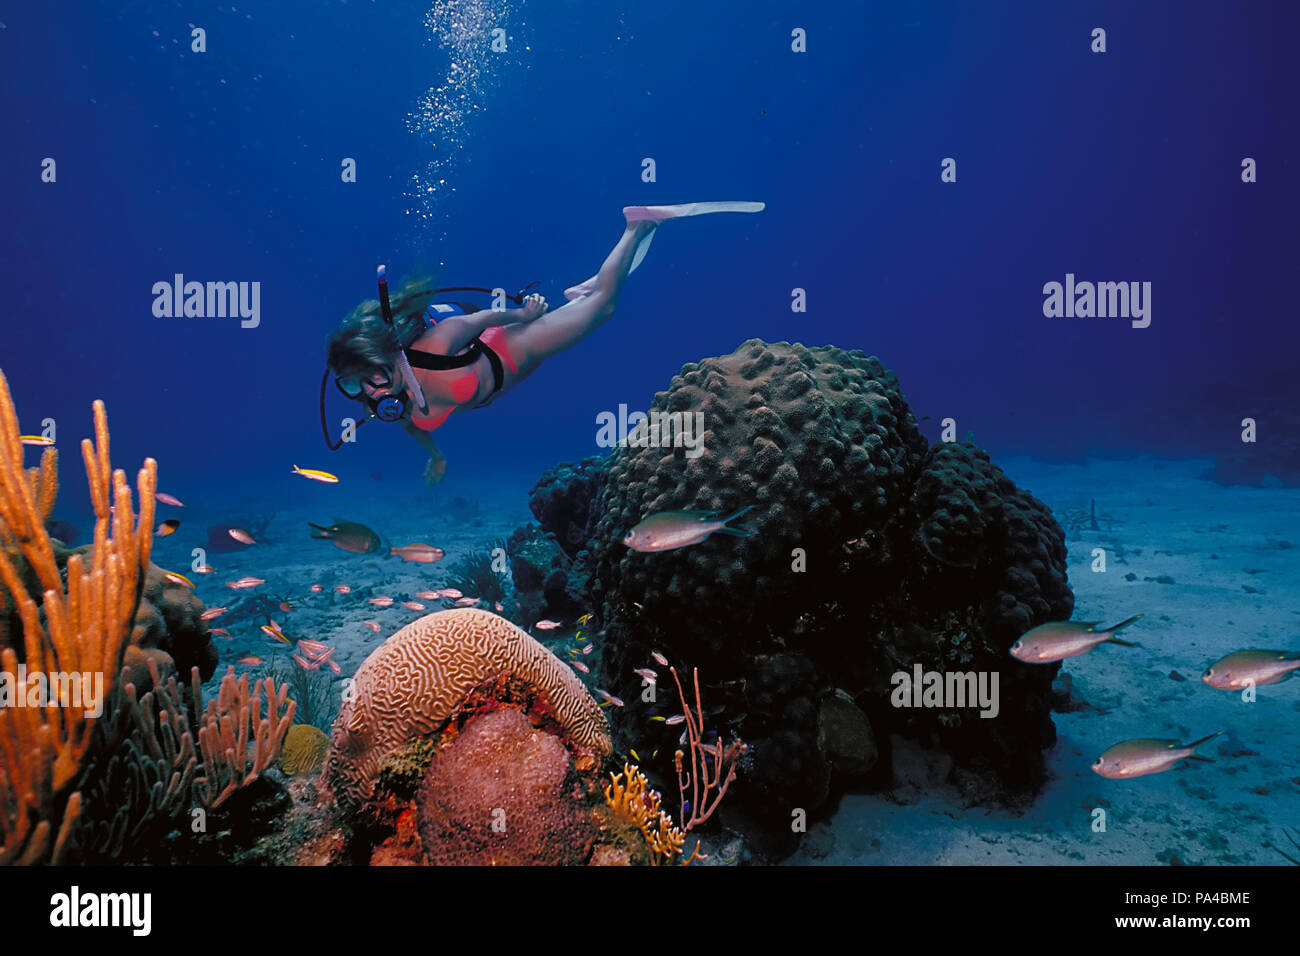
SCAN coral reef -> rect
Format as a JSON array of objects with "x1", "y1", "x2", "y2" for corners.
[
  {"x1": 506, "y1": 524, "x2": 585, "y2": 626},
  {"x1": 74, "y1": 659, "x2": 200, "y2": 860},
  {"x1": 279, "y1": 725, "x2": 330, "y2": 776},
  {"x1": 194, "y1": 666, "x2": 295, "y2": 808},
  {"x1": 323, "y1": 608, "x2": 611, "y2": 812},
  {"x1": 603, "y1": 763, "x2": 685, "y2": 865},
  {"x1": 258, "y1": 657, "x2": 339, "y2": 732},
  {"x1": 531, "y1": 340, "x2": 1071, "y2": 854},
  {"x1": 509, "y1": 457, "x2": 609, "y2": 627},
  {"x1": 415, "y1": 707, "x2": 597, "y2": 865},
  {"x1": 129, "y1": 563, "x2": 219, "y2": 688},
  {"x1": 668, "y1": 666, "x2": 746, "y2": 835},
  {"x1": 0, "y1": 378, "x2": 157, "y2": 864},
  {"x1": 529, "y1": 456, "x2": 608, "y2": 559},
  {"x1": 442, "y1": 539, "x2": 508, "y2": 605},
  {"x1": 817, "y1": 689, "x2": 878, "y2": 779},
  {"x1": 3, "y1": 546, "x2": 218, "y2": 697},
  {"x1": 75, "y1": 659, "x2": 295, "y2": 861}
]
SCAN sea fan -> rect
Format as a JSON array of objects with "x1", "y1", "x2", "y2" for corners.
[
  {"x1": 444, "y1": 539, "x2": 509, "y2": 605},
  {"x1": 257, "y1": 657, "x2": 339, "y2": 732}
]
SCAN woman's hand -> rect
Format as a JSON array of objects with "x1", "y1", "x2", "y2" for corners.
[
  {"x1": 519, "y1": 292, "x2": 548, "y2": 321},
  {"x1": 423, "y1": 455, "x2": 447, "y2": 486}
]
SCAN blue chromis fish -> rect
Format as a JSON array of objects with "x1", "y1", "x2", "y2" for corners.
[
  {"x1": 1202, "y1": 649, "x2": 1300, "y2": 690},
  {"x1": 622, "y1": 506, "x2": 755, "y2": 553},
  {"x1": 1091, "y1": 732, "x2": 1222, "y2": 779},
  {"x1": 1010, "y1": 615, "x2": 1141, "y2": 663}
]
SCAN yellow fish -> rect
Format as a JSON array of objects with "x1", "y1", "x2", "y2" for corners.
[
  {"x1": 162, "y1": 570, "x2": 195, "y2": 589},
  {"x1": 20, "y1": 435, "x2": 55, "y2": 446},
  {"x1": 293, "y1": 465, "x2": 339, "y2": 484}
]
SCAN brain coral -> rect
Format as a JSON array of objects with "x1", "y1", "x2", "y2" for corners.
[
  {"x1": 561, "y1": 339, "x2": 1071, "y2": 845},
  {"x1": 415, "y1": 707, "x2": 596, "y2": 866},
  {"x1": 323, "y1": 608, "x2": 611, "y2": 811}
]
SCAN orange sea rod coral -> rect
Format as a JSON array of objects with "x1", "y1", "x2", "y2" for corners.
[{"x1": 0, "y1": 375, "x2": 157, "y2": 864}]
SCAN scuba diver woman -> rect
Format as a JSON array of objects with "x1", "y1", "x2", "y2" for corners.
[{"x1": 324, "y1": 201, "x2": 764, "y2": 484}]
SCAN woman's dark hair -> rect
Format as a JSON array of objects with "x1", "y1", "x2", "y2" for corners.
[{"x1": 326, "y1": 272, "x2": 439, "y2": 377}]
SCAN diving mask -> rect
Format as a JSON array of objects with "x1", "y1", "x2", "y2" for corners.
[{"x1": 334, "y1": 367, "x2": 415, "y2": 423}]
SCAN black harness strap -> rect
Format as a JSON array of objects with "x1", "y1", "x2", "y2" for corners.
[
  {"x1": 481, "y1": 341, "x2": 504, "y2": 396},
  {"x1": 403, "y1": 340, "x2": 484, "y2": 370},
  {"x1": 402, "y1": 337, "x2": 504, "y2": 406}
]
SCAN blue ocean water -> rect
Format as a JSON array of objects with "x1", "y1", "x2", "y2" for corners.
[
  {"x1": 2, "y1": 1, "x2": 1298, "y2": 869},
  {"x1": 3, "y1": 0, "x2": 1296, "y2": 493}
]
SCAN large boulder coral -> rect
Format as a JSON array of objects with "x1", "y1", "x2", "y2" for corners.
[
  {"x1": 505, "y1": 524, "x2": 585, "y2": 626},
  {"x1": 541, "y1": 339, "x2": 1072, "y2": 851},
  {"x1": 130, "y1": 564, "x2": 219, "y2": 686},
  {"x1": 528, "y1": 456, "x2": 609, "y2": 559}
]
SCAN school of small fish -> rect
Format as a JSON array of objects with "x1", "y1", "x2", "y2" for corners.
[{"x1": 1010, "y1": 610, "x2": 1300, "y2": 778}]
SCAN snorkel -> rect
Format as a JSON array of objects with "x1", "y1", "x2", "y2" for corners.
[{"x1": 376, "y1": 264, "x2": 429, "y2": 419}]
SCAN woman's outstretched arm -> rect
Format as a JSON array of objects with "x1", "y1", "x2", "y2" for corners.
[
  {"x1": 425, "y1": 293, "x2": 547, "y2": 353},
  {"x1": 401, "y1": 419, "x2": 448, "y2": 485}
]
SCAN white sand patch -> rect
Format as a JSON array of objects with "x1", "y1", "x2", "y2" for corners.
[{"x1": 787, "y1": 457, "x2": 1300, "y2": 866}]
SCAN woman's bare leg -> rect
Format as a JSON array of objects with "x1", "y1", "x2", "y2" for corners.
[
  {"x1": 505, "y1": 219, "x2": 656, "y2": 366},
  {"x1": 492, "y1": 202, "x2": 763, "y2": 386}
]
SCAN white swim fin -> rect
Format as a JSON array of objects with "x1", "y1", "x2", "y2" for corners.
[
  {"x1": 624, "y1": 200, "x2": 766, "y2": 223},
  {"x1": 566, "y1": 201, "x2": 766, "y2": 298}
]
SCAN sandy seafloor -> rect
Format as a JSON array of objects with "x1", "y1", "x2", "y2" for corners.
[
  {"x1": 787, "y1": 456, "x2": 1300, "y2": 866},
  {"x1": 133, "y1": 455, "x2": 1300, "y2": 866},
  {"x1": 142, "y1": 467, "x2": 544, "y2": 701}
]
